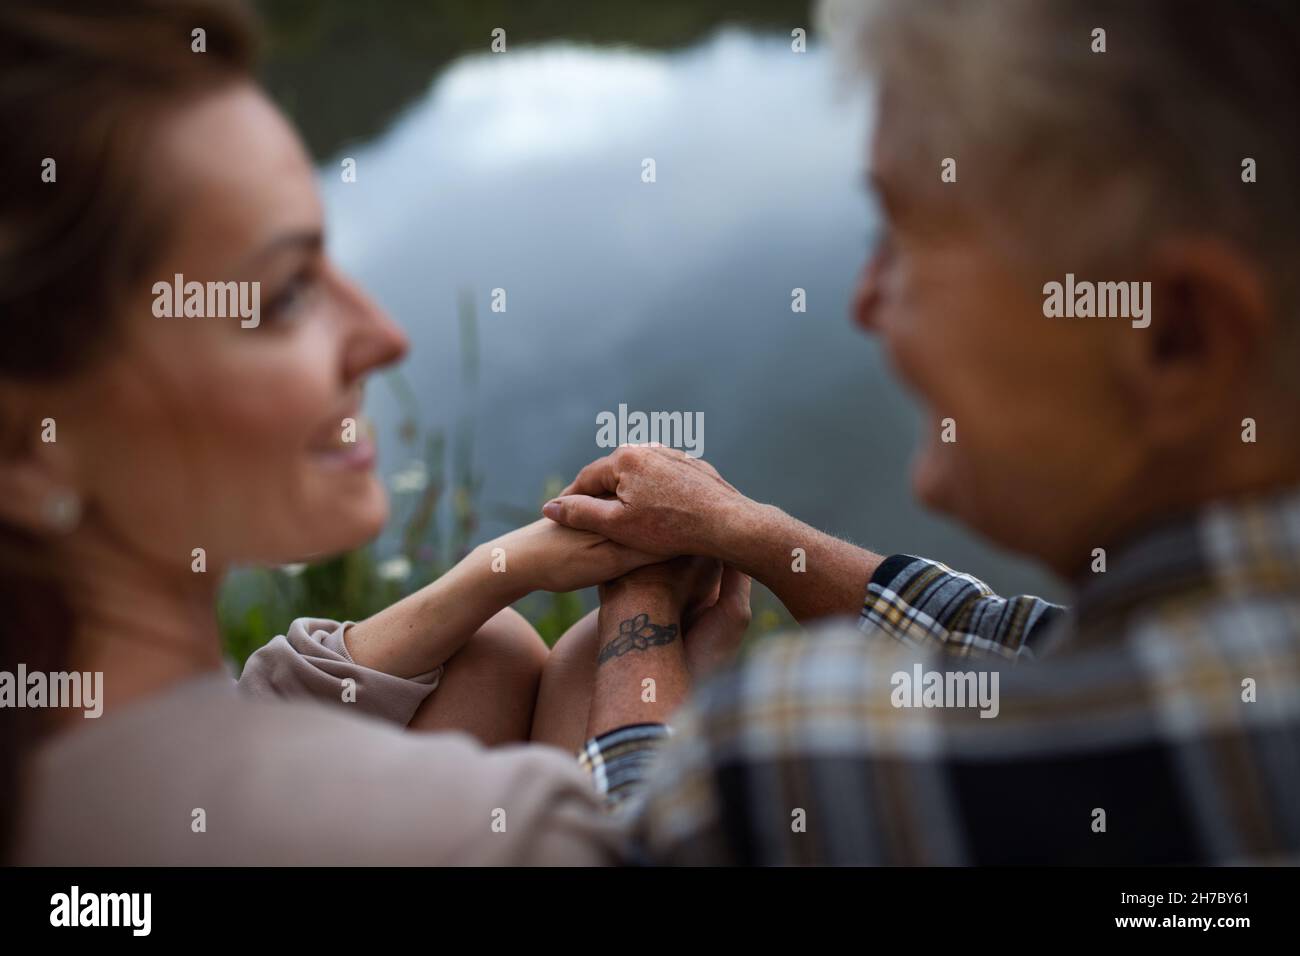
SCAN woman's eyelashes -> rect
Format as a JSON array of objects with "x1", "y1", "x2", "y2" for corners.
[{"x1": 261, "y1": 268, "x2": 321, "y2": 325}]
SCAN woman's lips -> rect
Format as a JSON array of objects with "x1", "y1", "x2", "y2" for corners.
[
  {"x1": 312, "y1": 436, "x2": 376, "y2": 471},
  {"x1": 309, "y1": 413, "x2": 376, "y2": 471}
]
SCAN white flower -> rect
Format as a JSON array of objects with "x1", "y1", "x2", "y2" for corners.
[
  {"x1": 390, "y1": 460, "x2": 429, "y2": 494},
  {"x1": 279, "y1": 563, "x2": 307, "y2": 577},
  {"x1": 376, "y1": 556, "x2": 412, "y2": 581}
]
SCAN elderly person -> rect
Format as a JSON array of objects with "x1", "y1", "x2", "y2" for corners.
[{"x1": 544, "y1": 0, "x2": 1300, "y2": 864}]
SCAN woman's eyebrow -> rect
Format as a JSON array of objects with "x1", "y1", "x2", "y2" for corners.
[{"x1": 238, "y1": 229, "x2": 324, "y2": 270}]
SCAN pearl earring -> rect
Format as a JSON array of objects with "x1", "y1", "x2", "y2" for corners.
[{"x1": 41, "y1": 489, "x2": 82, "y2": 533}]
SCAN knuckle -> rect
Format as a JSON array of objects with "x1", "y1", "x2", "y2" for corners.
[
  {"x1": 615, "y1": 444, "x2": 645, "y2": 469},
  {"x1": 729, "y1": 598, "x2": 752, "y2": 626}
]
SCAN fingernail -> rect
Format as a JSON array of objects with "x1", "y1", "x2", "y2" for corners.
[{"x1": 542, "y1": 500, "x2": 560, "y2": 519}]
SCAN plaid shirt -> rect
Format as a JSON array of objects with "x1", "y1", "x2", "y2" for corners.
[{"x1": 580, "y1": 486, "x2": 1300, "y2": 864}]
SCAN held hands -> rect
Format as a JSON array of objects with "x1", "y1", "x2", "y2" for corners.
[
  {"x1": 544, "y1": 447, "x2": 754, "y2": 677},
  {"x1": 482, "y1": 449, "x2": 752, "y2": 679},
  {"x1": 542, "y1": 445, "x2": 750, "y2": 560},
  {"x1": 546, "y1": 445, "x2": 883, "y2": 623}
]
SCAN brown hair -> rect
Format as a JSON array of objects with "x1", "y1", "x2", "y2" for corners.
[{"x1": 0, "y1": 0, "x2": 258, "y2": 860}]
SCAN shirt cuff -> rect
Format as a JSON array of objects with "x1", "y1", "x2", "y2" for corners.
[
  {"x1": 578, "y1": 723, "x2": 671, "y2": 810},
  {"x1": 859, "y1": 554, "x2": 1065, "y2": 658}
]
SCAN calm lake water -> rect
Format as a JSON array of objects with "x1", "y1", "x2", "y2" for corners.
[{"x1": 316, "y1": 30, "x2": 1064, "y2": 604}]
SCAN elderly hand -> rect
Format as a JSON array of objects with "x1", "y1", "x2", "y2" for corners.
[
  {"x1": 542, "y1": 445, "x2": 754, "y2": 560},
  {"x1": 546, "y1": 444, "x2": 883, "y2": 624}
]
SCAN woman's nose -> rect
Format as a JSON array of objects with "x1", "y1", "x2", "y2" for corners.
[{"x1": 333, "y1": 264, "x2": 408, "y2": 380}]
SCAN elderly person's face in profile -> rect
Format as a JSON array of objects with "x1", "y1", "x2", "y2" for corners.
[
  {"x1": 851, "y1": 64, "x2": 1289, "y2": 577},
  {"x1": 851, "y1": 89, "x2": 1135, "y2": 573}
]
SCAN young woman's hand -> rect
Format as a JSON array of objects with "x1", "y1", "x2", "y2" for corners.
[{"x1": 481, "y1": 518, "x2": 660, "y2": 596}]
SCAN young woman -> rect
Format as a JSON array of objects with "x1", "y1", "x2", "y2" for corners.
[{"x1": 0, "y1": 0, "x2": 749, "y2": 864}]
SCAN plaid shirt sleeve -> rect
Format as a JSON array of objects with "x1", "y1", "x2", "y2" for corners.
[{"x1": 860, "y1": 553, "x2": 1066, "y2": 659}]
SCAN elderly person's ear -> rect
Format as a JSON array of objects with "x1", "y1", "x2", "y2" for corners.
[{"x1": 1113, "y1": 236, "x2": 1274, "y2": 447}]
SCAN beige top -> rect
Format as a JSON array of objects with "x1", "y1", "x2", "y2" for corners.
[{"x1": 16, "y1": 618, "x2": 624, "y2": 865}]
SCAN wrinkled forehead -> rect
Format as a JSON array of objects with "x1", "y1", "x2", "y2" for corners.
[
  {"x1": 865, "y1": 85, "x2": 914, "y2": 196},
  {"x1": 865, "y1": 81, "x2": 980, "y2": 230}
]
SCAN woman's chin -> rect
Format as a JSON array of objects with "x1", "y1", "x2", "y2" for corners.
[
  {"x1": 283, "y1": 480, "x2": 390, "y2": 561},
  {"x1": 335, "y1": 482, "x2": 390, "y2": 546}
]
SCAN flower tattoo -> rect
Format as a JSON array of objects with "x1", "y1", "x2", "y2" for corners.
[{"x1": 597, "y1": 613, "x2": 680, "y2": 665}]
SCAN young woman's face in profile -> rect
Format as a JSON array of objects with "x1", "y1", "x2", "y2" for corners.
[{"x1": 48, "y1": 82, "x2": 409, "y2": 571}]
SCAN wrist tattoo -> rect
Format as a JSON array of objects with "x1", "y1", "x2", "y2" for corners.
[{"x1": 598, "y1": 613, "x2": 679, "y2": 665}]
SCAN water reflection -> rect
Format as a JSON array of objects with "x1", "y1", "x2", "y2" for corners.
[{"x1": 320, "y1": 30, "x2": 1063, "y2": 602}]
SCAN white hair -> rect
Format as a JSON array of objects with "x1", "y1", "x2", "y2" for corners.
[{"x1": 818, "y1": 0, "x2": 1300, "y2": 343}]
